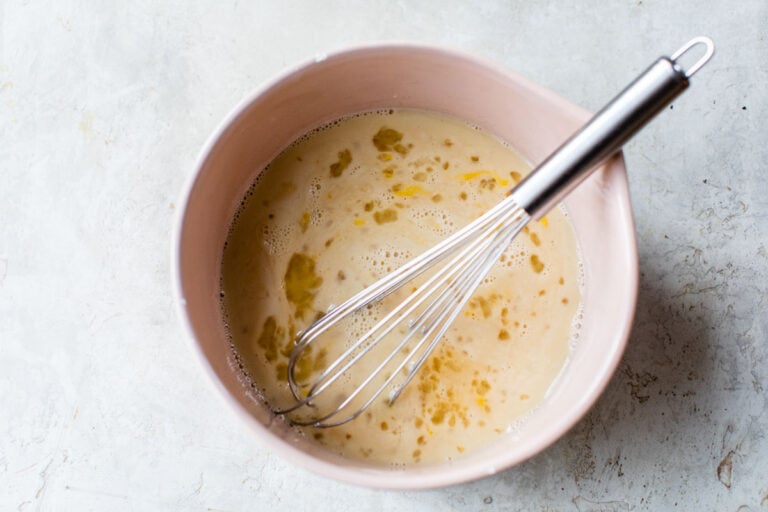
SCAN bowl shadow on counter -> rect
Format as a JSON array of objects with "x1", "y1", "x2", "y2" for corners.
[{"x1": 473, "y1": 260, "x2": 718, "y2": 498}]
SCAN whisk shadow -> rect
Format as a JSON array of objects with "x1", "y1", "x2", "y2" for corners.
[{"x1": 454, "y1": 262, "x2": 719, "y2": 501}]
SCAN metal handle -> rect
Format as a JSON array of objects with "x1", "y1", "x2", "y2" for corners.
[{"x1": 511, "y1": 37, "x2": 714, "y2": 219}]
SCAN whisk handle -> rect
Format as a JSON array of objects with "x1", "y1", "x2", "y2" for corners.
[{"x1": 512, "y1": 37, "x2": 714, "y2": 219}]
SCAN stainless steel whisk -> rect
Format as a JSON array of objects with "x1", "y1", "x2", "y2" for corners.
[{"x1": 274, "y1": 37, "x2": 714, "y2": 428}]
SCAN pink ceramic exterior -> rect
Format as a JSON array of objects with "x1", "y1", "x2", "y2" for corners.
[{"x1": 172, "y1": 44, "x2": 639, "y2": 489}]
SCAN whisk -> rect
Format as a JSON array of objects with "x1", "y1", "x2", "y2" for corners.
[{"x1": 274, "y1": 37, "x2": 714, "y2": 428}]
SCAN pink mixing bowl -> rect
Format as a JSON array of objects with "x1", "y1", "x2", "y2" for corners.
[{"x1": 172, "y1": 43, "x2": 638, "y2": 489}]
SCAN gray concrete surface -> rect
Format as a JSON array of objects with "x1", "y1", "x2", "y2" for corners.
[{"x1": 1, "y1": 1, "x2": 766, "y2": 510}]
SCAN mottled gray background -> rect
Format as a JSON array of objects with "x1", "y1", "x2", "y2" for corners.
[{"x1": 1, "y1": 1, "x2": 766, "y2": 510}]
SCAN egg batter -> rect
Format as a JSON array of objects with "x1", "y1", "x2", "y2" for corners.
[{"x1": 221, "y1": 109, "x2": 581, "y2": 465}]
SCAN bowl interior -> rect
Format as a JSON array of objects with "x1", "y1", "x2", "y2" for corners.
[{"x1": 174, "y1": 45, "x2": 638, "y2": 489}]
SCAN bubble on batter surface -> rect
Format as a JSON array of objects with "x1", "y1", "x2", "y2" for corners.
[
  {"x1": 262, "y1": 221, "x2": 296, "y2": 256},
  {"x1": 405, "y1": 207, "x2": 456, "y2": 237},
  {"x1": 568, "y1": 302, "x2": 585, "y2": 351}
]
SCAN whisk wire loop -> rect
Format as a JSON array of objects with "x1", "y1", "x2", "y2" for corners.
[{"x1": 275, "y1": 199, "x2": 528, "y2": 427}]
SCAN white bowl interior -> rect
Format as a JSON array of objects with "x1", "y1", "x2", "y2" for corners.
[{"x1": 174, "y1": 45, "x2": 638, "y2": 489}]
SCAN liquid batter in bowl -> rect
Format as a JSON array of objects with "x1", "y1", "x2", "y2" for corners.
[{"x1": 221, "y1": 109, "x2": 582, "y2": 465}]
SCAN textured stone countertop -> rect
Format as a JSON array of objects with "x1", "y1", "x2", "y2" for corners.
[{"x1": 2, "y1": 1, "x2": 766, "y2": 510}]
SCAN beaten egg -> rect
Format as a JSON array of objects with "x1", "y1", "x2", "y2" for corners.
[{"x1": 221, "y1": 109, "x2": 582, "y2": 465}]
